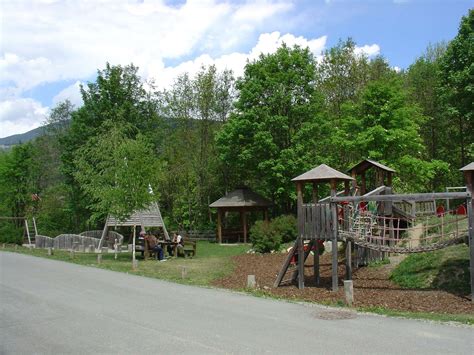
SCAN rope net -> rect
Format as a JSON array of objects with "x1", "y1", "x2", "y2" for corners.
[{"x1": 339, "y1": 202, "x2": 468, "y2": 253}]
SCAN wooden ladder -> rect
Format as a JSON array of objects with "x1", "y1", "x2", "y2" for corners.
[{"x1": 273, "y1": 239, "x2": 316, "y2": 287}]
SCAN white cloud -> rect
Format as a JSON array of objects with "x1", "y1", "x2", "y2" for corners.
[
  {"x1": 354, "y1": 44, "x2": 380, "y2": 57},
  {"x1": 52, "y1": 81, "x2": 83, "y2": 108},
  {"x1": 150, "y1": 31, "x2": 328, "y2": 89},
  {"x1": 1, "y1": 0, "x2": 292, "y2": 94},
  {"x1": 0, "y1": 98, "x2": 48, "y2": 138}
]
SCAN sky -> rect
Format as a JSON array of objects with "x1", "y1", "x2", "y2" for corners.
[{"x1": 0, "y1": 0, "x2": 472, "y2": 138}]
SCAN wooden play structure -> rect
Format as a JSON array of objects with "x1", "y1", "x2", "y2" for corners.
[
  {"x1": 274, "y1": 161, "x2": 474, "y2": 302},
  {"x1": 210, "y1": 187, "x2": 272, "y2": 243}
]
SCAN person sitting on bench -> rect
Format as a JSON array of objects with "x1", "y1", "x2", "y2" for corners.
[
  {"x1": 168, "y1": 232, "x2": 184, "y2": 257},
  {"x1": 144, "y1": 232, "x2": 165, "y2": 261}
]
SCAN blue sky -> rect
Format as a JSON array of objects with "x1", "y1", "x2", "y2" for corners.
[{"x1": 1, "y1": 0, "x2": 472, "y2": 138}]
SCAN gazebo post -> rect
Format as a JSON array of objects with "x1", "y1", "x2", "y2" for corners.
[
  {"x1": 361, "y1": 172, "x2": 366, "y2": 195},
  {"x1": 344, "y1": 180, "x2": 352, "y2": 281},
  {"x1": 296, "y1": 181, "x2": 305, "y2": 289},
  {"x1": 241, "y1": 209, "x2": 248, "y2": 244},
  {"x1": 217, "y1": 209, "x2": 223, "y2": 244},
  {"x1": 132, "y1": 224, "x2": 136, "y2": 268},
  {"x1": 461, "y1": 164, "x2": 474, "y2": 303},
  {"x1": 330, "y1": 178, "x2": 339, "y2": 291},
  {"x1": 312, "y1": 182, "x2": 320, "y2": 285}
]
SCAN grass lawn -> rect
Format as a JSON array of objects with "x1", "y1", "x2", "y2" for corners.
[
  {"x1": 390, "y1": 244, "x2": 470, "y2": 294},
  {"x1": 1, "y1": 241, "x2": 250, "y2": 287}
]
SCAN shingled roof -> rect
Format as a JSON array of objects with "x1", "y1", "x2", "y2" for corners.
[
  {"x1": 292, "y1": 164, "x2": 354, "y2": 183},
  {"x1": 348, "y1": 159, "x2": 396, "y2": 174},
  {"x1": 209, "y1": 188, "x2": 272, "y2": 208},
  {"x1": 106, "y1": 203, "x2": 166, "y2": 227},
  {"x1": 460, "y1": 162, "x2": 474, "y2": 171}
]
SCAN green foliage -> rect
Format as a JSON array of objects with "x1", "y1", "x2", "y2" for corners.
[
  {"x1": 0, "y1": 220, "x2": 23, "y2": 244},
  {"x1": 271, "y1": 215, "x2": 297, "y2": 243},
  {"x1": 390, "y1": 244, "x2": 470, "y2": 294},
  {"x1": 74, "y1": 122, "x2": 162, "y2": 222},
  {"x1": 438, "y1": 9, "x2": 474, "y2": 169},
  {"x1": 250, "y1": 220, "x2": 282, "y2": 253},
  {"x1": 217, "y1": 44, "x2": 323, "y2": 211}
]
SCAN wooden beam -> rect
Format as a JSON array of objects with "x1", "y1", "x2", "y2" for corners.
[
  {"x1": 296, "y1": 182, "x2": 304, "y2": 289},
  {"x1": 464, "y1": 170, "x2": 474, "y2": 303},
  {"x1": 312, "y1": 182, "x2": 320, "y2": 285},
  {"x1": 217, "y1": 209, "x2": 222, "y2": 244},
  {"x1": 132, "y1": 225, "x2": 136, "y2": 265},
  {"x1": 331, "y1": 191, "x2": 470, "y2": 203},
  {"x1": 330, "y1": 179, "x2": 338, "y2": 292},
  {"x1": 242, "y1": 210, "x2": 247, "y2": 244},
  {"x1": 361, "y1": 172, "x2": 366, "y2": 195}
]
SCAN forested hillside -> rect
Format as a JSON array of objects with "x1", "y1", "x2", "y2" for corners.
[{"x1": 1, "y1": 10, "x2": 472, "y2": 240}]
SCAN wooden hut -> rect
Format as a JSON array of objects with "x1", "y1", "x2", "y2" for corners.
[
  {"x1": 209, "y1": 187, "x2": 272, "y2": 244},
  {"x1": 288, "y1": 164, "x2": 353, "y2": 290},
  {"x1": 348, "y1": 159, "x2": 395, "y2": 195},
  {"x1": 98, "y1": 202, "x2": 169, "y2": 249}
]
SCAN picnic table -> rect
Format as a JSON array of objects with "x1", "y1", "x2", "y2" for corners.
[{"x1": 136, "y1": 237, "x2": 196, "y2": 260}]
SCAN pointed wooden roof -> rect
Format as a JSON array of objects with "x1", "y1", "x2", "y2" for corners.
[
  {"x1": 106, "y1": 203, "x2": 166, "y2": 227},
  {"x1": 209, "y1": 188, "x2": 272, "y2": 208},
  {"x1": 292, "y1": 164, "x2": 354, "y2": 183},
  {"x1": 460, "y1": 162, "x2": 474, "y2": 171},
  {"x1": 348, "y1": 159, "x2": 396, "y2": 174}
]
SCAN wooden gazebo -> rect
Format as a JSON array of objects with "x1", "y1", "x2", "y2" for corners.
[
  {"x1": 348, "y1": 159, "x2": 395, "y2": 194},
  {"x1": 209, "y1": 187, "x2": 272, "y2": 244}
]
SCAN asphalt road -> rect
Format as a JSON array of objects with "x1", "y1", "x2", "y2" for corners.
[{"x1": 1, "y1": 252, "x2": 473, "y2": 354}]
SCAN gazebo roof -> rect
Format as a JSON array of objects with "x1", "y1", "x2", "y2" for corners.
[
  {"x1": 292, "y1": 164, "x2": 354, "y2": 183},
  {"x1": 460, "y1": 162, "x2": 474, "y2": 171},
  {"x1": 209, "y1": 188, "x2": 272, "y2": 208},
  {"x1": 348, "y1": 159, "x2": 396, "y2": 174},
  {"x1": 107, "y1": 203, "x2": 166, "y2": 227}
]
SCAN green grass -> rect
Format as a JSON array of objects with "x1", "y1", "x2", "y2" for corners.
[
  {"x1": 359, "y1": 306, "x2": 474, "y2": 325},
  {"x1": 368, "y1": 258, "x2": 390, "y2": 268},
  {"x1": 390, "y1": 244, "x2": 470, "y2": 294},
  {"x1": 1, "y1": 241, "x2": 250, "y2": 287}
]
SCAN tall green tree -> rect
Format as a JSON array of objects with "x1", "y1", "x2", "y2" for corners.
[
  {"x1": 74, "y1": 122, "x2": 162, "y2": 223},
  {"x1": 61, "y1": 63, "x2": 161, "y2": 228},
  {"x1": 217, "y1": 44, "x2": 324, "y2": 211},
  {"x1": 406, "y1": 43, "x2": 447, "y2": 162},
  {"x1": 438, "y1": 9, "x2": 474, "y2": 169}
]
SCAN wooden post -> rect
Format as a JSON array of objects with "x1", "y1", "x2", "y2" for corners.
[
  {"x1": 241, "y1": 210, "x2": 247, "y2": 244},
  {"x1": 217, "y1": 209, "x2": 222, "y2": 244},
  {"x1": 264, "y1": 209, "x2": 269, "y2": 222},
  {"x1": 296, "y1": 182, "x2": 305, "y2": 289},
  {"x1": 32, "y1": 217, "x2": 38, "y2": 236},
  {"x1": 132, "y1": 225, "x2": 136, "y2": 268},
  {"x1": 24, "y1": 219, "x2": 31, "y2": 245},
  {"x1": 361, "y1": 172, "x2": 366, "y2": 195},
  {"x1": 463, "y1": 169, "x2": 474, "y2": 303},
  {"x1": 312, "y1": 182, "x2": 320, "y2": 286},
  {"x1": 330, "y1": 179, "x2": 339, "y2": 292}
]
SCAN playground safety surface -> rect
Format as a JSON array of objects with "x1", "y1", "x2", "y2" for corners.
[{"x1": 213, "y1": 253, "x2": 474, "y2": 315}]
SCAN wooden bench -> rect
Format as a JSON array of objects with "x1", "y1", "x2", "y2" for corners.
[{"x1": 182, "y1": 240, "x2": 196, "y2": 258}]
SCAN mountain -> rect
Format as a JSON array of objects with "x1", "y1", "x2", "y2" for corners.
[{"x1": 0, "y1": 126, "x2": 48, "y2": 148}]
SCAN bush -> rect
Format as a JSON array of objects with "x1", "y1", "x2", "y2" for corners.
[
  {"x1": 271, "y1": 215, "x2": 297, "y2": 243},
  {"x1": 0, "y1": 222, "x2": 23, "y2": 244},
  {"x1": 250, "y1": 221, "x2": 281, "y2": 253}
]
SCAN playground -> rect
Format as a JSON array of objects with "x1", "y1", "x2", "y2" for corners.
[{"x1": 213, "y1": 245, "x2": 473, "y2": 316}]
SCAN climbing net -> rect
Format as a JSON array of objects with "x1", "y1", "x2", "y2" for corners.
[{"x1": 339, "y1": 203, "x2": 469, "y2": 253}]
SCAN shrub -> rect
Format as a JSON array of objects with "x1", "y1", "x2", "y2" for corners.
[
  {"x1": 250, "y1": 220, "x2": 281, "y2": 253},
  {"x1": 271, "y1": 215, "x2": 297, "y2": 243},
  {"x1": 0, "y1": 222, "x2": 23, "y2": 244}
]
